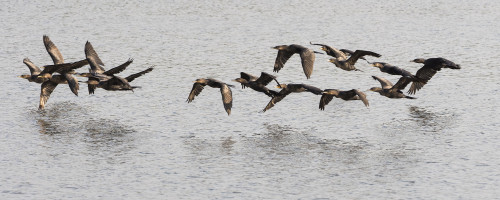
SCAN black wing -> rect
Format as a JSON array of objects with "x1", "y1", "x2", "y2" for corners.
[
  {"x1": 85, "y1": 41, "x2": 106, "y2": 73},
  {"x1": 39, "y1": 80, "x2": 58, "y2": 110},
  {"x1": 104, "y1": 58, "x2": 133, "y2": 76},
  {"x1": 346, "y1": 50, "x2": 381, "y2": 65},
  {"x1": 319, "y1": 93, "x2": 335, "y2": 110},
  {"x1": 64, "y1": 73, "x2": 79, "y2": 96},
  {"x1": 310, "y1": 42, "x2": 345, "y2": 58},
  {"x1": 43, "y1": 35, "x2": 64, "y2": 65},
  {"x1": 255, "y1": 72, "x2": 277, "y2": 86},
  {"x1": 301, "y1": 84, "x2": 323, "y2": 95},
  {"x1": 125, "y1": 67, "x2": 154, "y2": 82},
  {"x1": 187, "y1": 83, "x2": 205, "y2": 103},
  {"x1": 262, "y1": 88, "x2": 292, "y2": 112},
  {"x1": 273, "y1": 49, "x2": 295, "y2": 73},
  {"x1": 23, "y1": 58, "x2": 41, "y2": 75},
  {"x1": 240, "y1": 72, "x2": 257, "y2": 81}
]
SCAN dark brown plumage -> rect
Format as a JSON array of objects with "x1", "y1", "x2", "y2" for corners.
[
  {"x1": 83, "y1": 41, "x2": 153, "y2": 94},
  {"x1": 371, "y1": 62, "x2": 413, "y2": 77},
  {"x1": 262, "y1": 83, "x2": 323, "y2": 112},
  {"x1": 233, "y1": 72, "x2": 279, "y2": 97},
  {"x1": 272, "y1": 44, "x2": 316, "y2": 79},
  {"x1": 328, "y1": 50, "x2": 381, "y2": 71},
  {"x1": 407, "y1": 57, "x2": 461, "y2": 94},
  {"x1": 319, "y1": 89, "x2": 369, "y2": 110},
  {"x1": 370, "y1": 76, "x2": 415, "y2": 99},
  {"x1": 187, "y1": 78, "x2": 233, "y2": 115}
]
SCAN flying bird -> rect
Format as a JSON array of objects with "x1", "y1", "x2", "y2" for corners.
[
  {"x1": 272, "y1": 44, "x2": 316, "y2": 79},
  {"x1": 187, "y1": 78, "x2": 233, "y2": 115},
  {"x1": 319, "y1": 89, "x2": 369, "y2": 110}
]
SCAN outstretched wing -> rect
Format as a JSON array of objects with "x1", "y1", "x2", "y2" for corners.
[
  {"x1": 240, "y1": 72, "x2": 257, "y2": 81},
  {"x1": 319, "y1": 93, "x2": 335, "y2": 110},
  {"x1": 23, "y1": 58, "x2": 41, "y2": 75},
  {"x1": 372, "y1": 76, "x2": 393, "y2": 90},
  {"x1": 187, "y1": 83, "x2": 205, "y2": 103},
  {"x1": 125, "y1": 67, "x2": 154, "y2": 82},
  {"x1": 391, "y1": 76, "x2": 412, "y2": 92},
  {"x1": 346, "y1": 50, "x2": 381, "y2": 65},
  {"x1": 220, "y1": 84, "x2": 233, "y2": 115},
  {"x1": 273, "y1": 50, "x2": 294, "y2": 73},
  {"x1": 104, "y1": 58, "x2": 133, "y2": 76},
  {"x1": 262, "y1": 88, "x2": 292, "y2": 112},
  {"x1": 39, "y1": 80, "x2": 58, "y2": 110},
  {"x1": 43, "y1": 35, "x2": 64, "y2": 64},
  {"x1": 299, "y1": 48, "x2": 315, "y2": 79},
  {"x1": 255, "y1": 72, "x2": 277, "y2": 86},
  {"x1": 353, "y1": 89, "x2": 369, "y2": 107},
  {"x1": 64, "y1": 73, "x2": 79, "y2": 96},
  {"x1": 85, "y1": 41, "x2": 106, "y2": 73},
  {"x1": 408, "y1": 64, "x2": 439, "y2": 94},
  {"x1": 301, "y1": 84, "x2": 323, "y2": 95},
  {"x1": 310, "y1": 42, "x2": 345, "y2": 58}
]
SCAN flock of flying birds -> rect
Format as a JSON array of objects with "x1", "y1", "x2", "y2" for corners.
[
  {"x1": 19, "y1": 35, "x2": 154, "y2": 109},
  {"x1": 19, "y1": 36, "x2": 460, "y2": 113},
  {"x1": 187, "y1": 42, "x2": 461, "y2": 115}
]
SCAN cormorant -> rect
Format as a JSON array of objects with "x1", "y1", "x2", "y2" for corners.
[
  {"x1": 262, "y1": 83, "x2": 323, "y2": 112},
  {"x1": 187, "y1": 78, "x2": 233, "y2": 115},
  {"x1": 319, "y1": 89, "x2": 369, "y2": 110},
  {"x1": 272, "y1": 44, "x2": 316, "y2": 79},
  {"x1": 407, "y1": 57, "x2": 461, "y2": 94},
  {"x1": 369, "y1": 76, "x2": 415, "y2": 99},
  {"x1": 328, "y1": 50, "x2": 381, "y2": 71},
  {"x1": 83, "y1": 41, "x2": 153, "y2": 93},
  {"x1": 233, "y1": 72, "x2": 279, "y2": 97}
]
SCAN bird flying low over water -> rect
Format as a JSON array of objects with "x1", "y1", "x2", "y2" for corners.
[
  {"x1": 272, "y1": 44, "x2": 316, "y2": 79},
  {"x1": 233, "y1": 72, "x2": 280, "y2": 97},
  {"x1": 328, "y1": 50, "x2": 381, "y2": 72},
  {"x1": 370, "y1": 76, "x2": 416, "y2": 99},
  {"x1": 187, "y1": 78, "x2": 234, "y2": 115},
  {"x1": 319, "y1": 89, "x2": 369, "y2": 110},
  {"x1": 406, "y1": 57, "x2": 461, "y2": 94},
  {"x1": 83, "y1": 41, "x2": 153, "y2": 94},
  {"x1": 19, "y1": 35, "x2": 90, "y2": 109},
  {"x1": 262, "y1": 83, "x2": 323, "y2": 112}
]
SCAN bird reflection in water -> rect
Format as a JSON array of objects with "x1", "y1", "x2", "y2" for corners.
[
  {"x1": 33, "y1": 102, "x2": 136, "y2": 159},
  {"x1": 408, "y1": 106, "x2": 455, "y2": 133}
]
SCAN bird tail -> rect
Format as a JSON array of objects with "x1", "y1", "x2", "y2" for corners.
[{"x1": 405, "y1": 96, "x2": 417, "y2": 99}]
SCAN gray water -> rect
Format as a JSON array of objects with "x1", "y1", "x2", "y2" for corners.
[{"x1": 1, "y1": 0, "x2": 499, "y2": 199}]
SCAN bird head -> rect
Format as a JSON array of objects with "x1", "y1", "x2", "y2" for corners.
[
  {"x1": 233, "y1": 78, "x2": 247, "y2": 84},
  {"x1": 193, "y1": 78, "x2": 207, "y2": 84},
  {"x1": 272, "y1": 45, "x2": 288, "y2": 50},
  {"x1": 371, "y1": 62, "x2": 385, "y2": 68},
  {"x1": 18, "y1": 74, "x2": 31, "y2": 79},
  {"x1": 369, "y1": 87, "x2": 382, "y2": 92},
  {"x1": 275, "y1": 84, "x2": 287, "y2": 89},
  {"x1": 411, "y1": 58, "x2": 426, "y2": 63}
]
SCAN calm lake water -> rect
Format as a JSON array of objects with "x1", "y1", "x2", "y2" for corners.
[{"x1": 1, "y1": 0, "x2": 499, "y2": 199}]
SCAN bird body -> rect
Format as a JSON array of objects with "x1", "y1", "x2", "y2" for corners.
[
  {"x1": 273, "y1": 44, "x2": 315, "y2": 79},
  {"x1": 233, "y1": 72, "x2": 279, "y2": 97},
  {"x1": 370, "y1": 76, "x2": 415, "y2": 99},
  {"x1": 319, "y1": 89, "x2": 369, "y2": 110},
  {"x1": 84, "y1": 42, "x2": 153, "y2": 94},
  {"x1": 407, "y1": 57, "x2": 460, "y2": 94},
  {"x1": 371, "y1": 62, "x2": 413, "y2": 77},
  {"x1": 187, "y1": 78, "x2": 233, "y2": 115},
  {"x1": 262, "y1": 83, "x2": 322, "y2": 112},
  {"x1": 328, "y1": 50, "x2": 381, "y2": 71}
]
